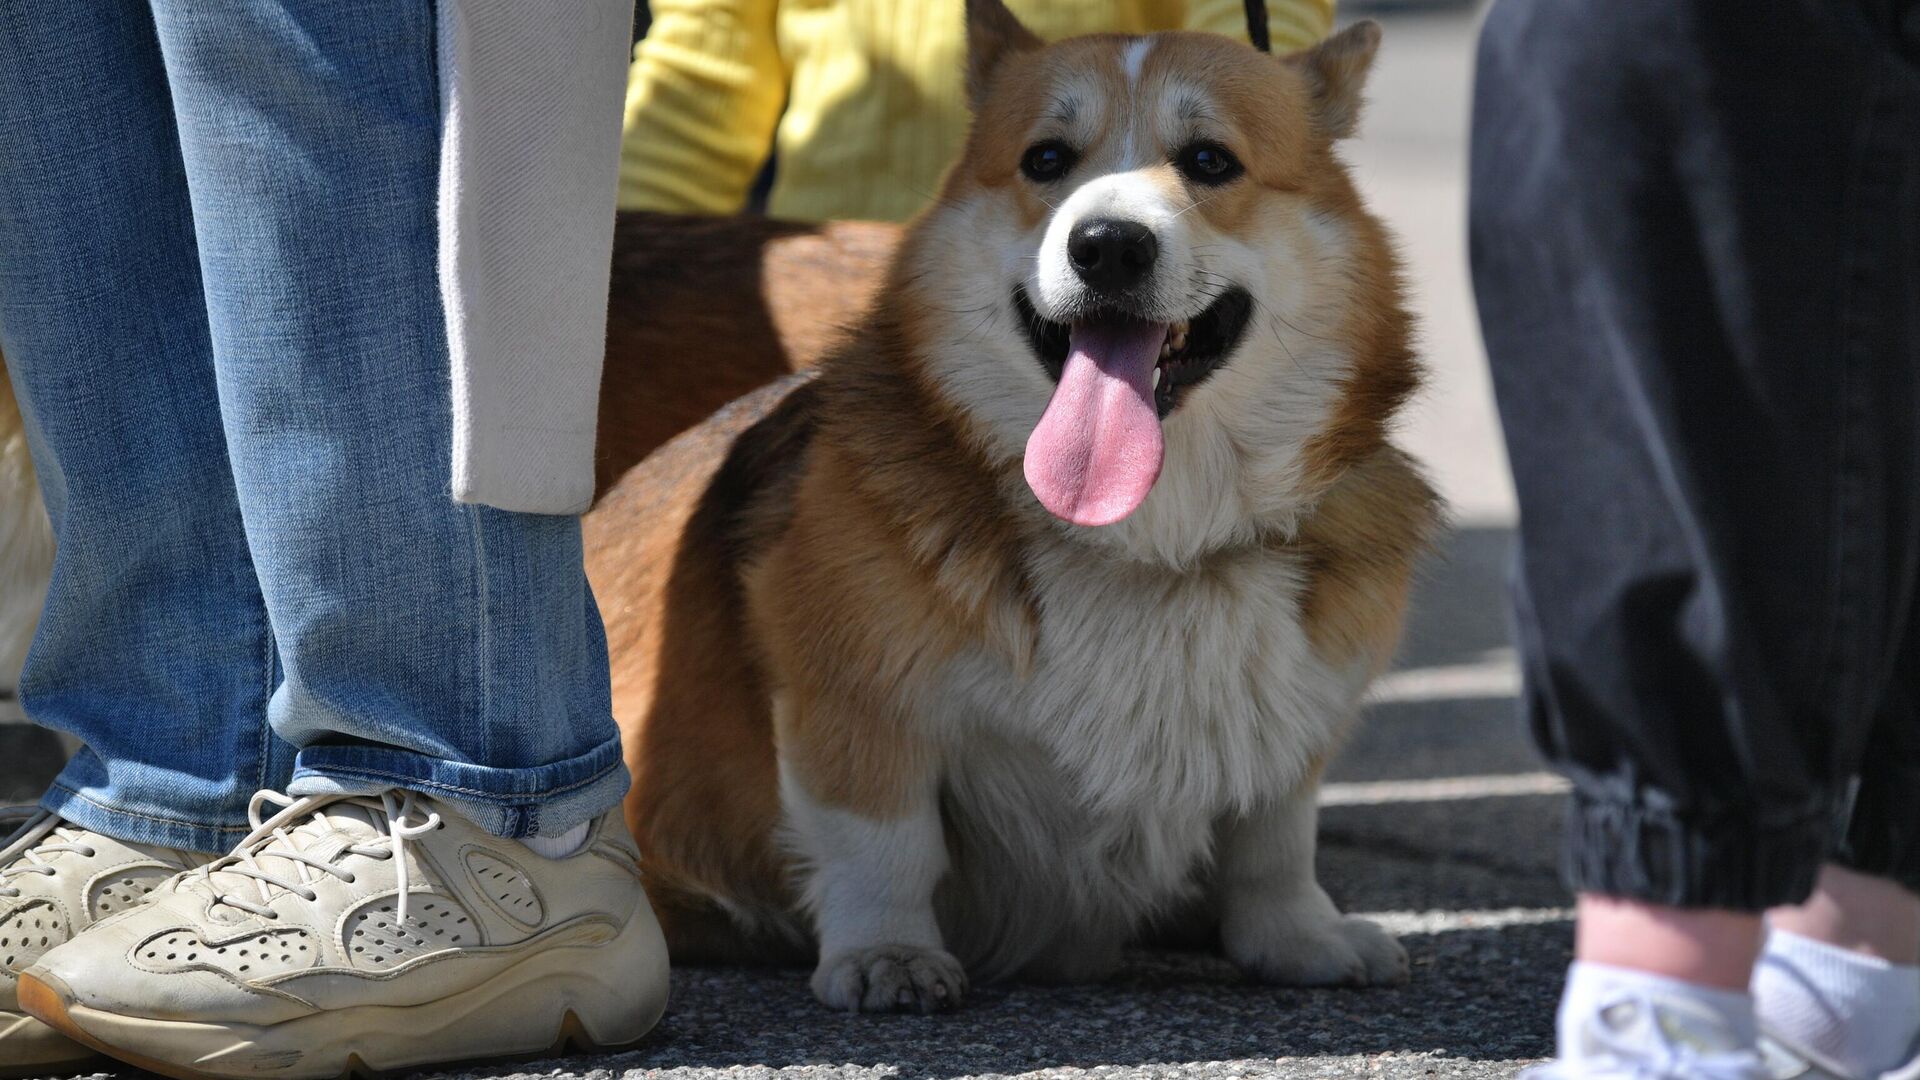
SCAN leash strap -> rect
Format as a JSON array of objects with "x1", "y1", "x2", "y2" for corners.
[{"x1": 1244, "y1": 0, "x2": 1271, "y2": 51}]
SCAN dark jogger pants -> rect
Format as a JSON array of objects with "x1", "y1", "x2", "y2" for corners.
[{"x1": 1470, "y1": 0, "x2": 1920, "y2": 910}]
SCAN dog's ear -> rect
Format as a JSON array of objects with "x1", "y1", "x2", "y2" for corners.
[
  {"x1": 966, "y1": 0, "x2": 1042, "y2": 110},
  {"x1": 1284, "y1": 19, "x2": 1381, "y2": 139}
]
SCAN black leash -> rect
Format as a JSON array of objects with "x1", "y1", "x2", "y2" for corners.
[{"x1": 1244, "y1": 0, "x2": 1271, "y2": 51}]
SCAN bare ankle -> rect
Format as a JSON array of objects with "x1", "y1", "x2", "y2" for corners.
[
  {"x1": 1767, "y1": 864, "x2": 1920, "y2": 963},
  {"x1": 1575, "y1": 894, "x2": 1765, "y2": 991}
]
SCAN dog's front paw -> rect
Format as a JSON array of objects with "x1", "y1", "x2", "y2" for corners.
[
  {"x1": 1226, "y1": 914, "x2": 1409, "y2": 988},
  {"x1": 811, "y1": 944, "x2": 969, "y2": 1013}
]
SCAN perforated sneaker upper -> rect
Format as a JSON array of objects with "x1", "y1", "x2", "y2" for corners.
[
  {"x1": 23, "y1": 790, "x2": 651, "y2": 1029},
  {"x1": 0, "y1": 810, "x2": 201, "y2": 1007}
]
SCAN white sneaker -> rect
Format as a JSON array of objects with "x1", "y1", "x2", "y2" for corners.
[
  {"x1": 1759, "y1": 1033, "x2": 1920, "y2": 1080},
  {"x1": 18, "y1": 790, "x2": 670, "y2": 1080},
  {"x1": 1525, "y1": 989, "x2": 1773, "y2": 1080},
  {"x1": 0, "y1": 805, "x2": 204, "y2": 1078}
]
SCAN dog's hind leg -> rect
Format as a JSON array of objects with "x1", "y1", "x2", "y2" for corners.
[
  {"x1": 1213, "y1": 774, "x2": 1409, "y2": 987},
  {"x1": 648, "y1": 884, "x2": 812, "y2": 968}
]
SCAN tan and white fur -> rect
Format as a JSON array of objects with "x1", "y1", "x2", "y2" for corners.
[
  {"x1": 589, "y1": 1, "x2": 1439, "y2": 1012},
  {"x1": 0, "y1": 355, "x2": 54, "y2": 710}
]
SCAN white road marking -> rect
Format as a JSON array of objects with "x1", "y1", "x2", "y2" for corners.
[
  {"x1": 1358, "y1": 906, "x2": 1572, "y2": 935},
  {"x1": 1319, "y1": 772, "x2": 1569, "y2": 806},
  {"x1": 1367, "y1": 653, "x2": 1521, "y2": 704}
]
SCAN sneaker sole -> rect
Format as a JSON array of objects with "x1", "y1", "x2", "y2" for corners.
[
  {"x1": 18, "y1": 906, "x2": 670, "y2": 1080},
  {"x1": 0, "y1": 1007, "x2": 105, "y2": 1079}
]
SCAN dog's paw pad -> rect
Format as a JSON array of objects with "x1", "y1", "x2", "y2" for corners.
[
  {"x1": 812, "y1": 944, "x2": 968, "y2": 1013},
  {"x1": 1229, "y1": 915, "x2": 1409, "y2": 988}
]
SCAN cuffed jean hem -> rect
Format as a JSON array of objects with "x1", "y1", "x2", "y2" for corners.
[
  {"x1": 287, "y1": 730, "x2": 631, "y2": 840},
  {"x1": 1561, "y1": 790, "x2": 1831, "y2": 912},
  {"x1": 40, "y1": 783, "x2": 249, "y2": 856}
]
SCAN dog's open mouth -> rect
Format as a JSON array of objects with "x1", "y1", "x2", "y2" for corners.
[
  {"x1": 1014, "y1": 285, "x2": 1252, "y2": 528},
  {"x1": 1012, "y1": 286, "x2": 1252, "y2": 419}
]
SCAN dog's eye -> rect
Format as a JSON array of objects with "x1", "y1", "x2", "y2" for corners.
[
  {"x1": 1020, "y1": 141, "x2": 1076, "y2": 183},
  {"x1": 1176, "y1": 142, "x2": 1243, "y2": 186}
]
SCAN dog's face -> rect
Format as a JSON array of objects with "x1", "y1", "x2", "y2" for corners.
[{"x1": 905, "y1": 3, "x2": 1407, "y2": 564}]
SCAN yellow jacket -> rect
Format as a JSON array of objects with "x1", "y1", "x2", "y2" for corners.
[{"x1": 618, "y1": 0, "x2": 1335, "y2": 222}]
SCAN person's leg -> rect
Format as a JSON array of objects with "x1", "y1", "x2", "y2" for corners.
[
  {"x1": 8, "y1": 4, "x2": 666, "y2": 1074},
  {"x1": 1471, "y1": 0, "x2": 1920, "y2": 1068},
  {"x1": 1771, "y1": 867, "x2": 1920, "y2": 967},
  {"x1": 1754, "y1": 634, "x2": 1920, "y2": 1078},
  {"x1": 1757, "y1": 868, "x2": 1920, "y2": 1077},
  {"x1": 1575, "y1": 900, "x2": 1763, "y2": 993},
  {"x1": 0, "y1": 1, "x2": 290, "y2": 855},
  {"x1": 1815, "y1": 582, "x2": 1920, "y2": 968},
  {"x1": 146, "y1": 0, "x2": 626, "y2": 839},
  {"x1": 0, "y1": 4, "x2": 294, "y2": 1070}
]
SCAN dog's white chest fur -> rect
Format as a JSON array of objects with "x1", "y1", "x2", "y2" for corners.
[{"x1": 920, "y1": 537, "x2": 1363, "y2": 977}]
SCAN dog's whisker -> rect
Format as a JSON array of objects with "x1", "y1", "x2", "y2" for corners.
[
  {"x1": 1266, "y1": 311, "x2": 1305, "y2": 372},
  {"x1": 1171, "y1": 191, "x2": 1223, "y2": 220},
  {"x1": 1269, "y1": 306, "x2": 1330, "y2": 344}
]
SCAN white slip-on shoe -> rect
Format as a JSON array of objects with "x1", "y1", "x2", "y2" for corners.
[
  {"x1": 1759, "y1": 1032, "x2": 1920, "y2": 1080},
  {"x1": 1522, "y1": 988, "x2": 1772, "y2": 1080},
  {"x1": 1887, "y1": 1050, "x2": 1920, "y2": 1080},
  {"x1": 18, "y1": 790, "x2": 670, "y2": 1080},
  {"x1": 0, "y1": 805, "x2": 205, "y2": 1079}
]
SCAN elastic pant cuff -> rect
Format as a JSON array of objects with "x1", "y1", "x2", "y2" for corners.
[
  {"x1": 1833, "y1": 767, "x2": 1920, "y2": 896},
  {"x1": 1562, "y1": 790, "x2": 1829, "y2": 911}
]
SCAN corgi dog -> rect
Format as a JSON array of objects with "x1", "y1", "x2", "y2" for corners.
[{"x1": 587, "y1": 0, "x2": 1439, "y2": 1011}]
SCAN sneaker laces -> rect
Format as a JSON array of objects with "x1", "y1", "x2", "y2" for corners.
[
  {"x1": 0, "y1": 805, "x2": 38, "y2": 842},
  {"x1": 0, "y1": 814, "x2": 96, "y2": 899},
  {"x1": 198, "y1": 790, "x2": 442, "y2": 923},
  {"x1": 1524, "y1": 991, "x2": 1770, "y2": 1080}
]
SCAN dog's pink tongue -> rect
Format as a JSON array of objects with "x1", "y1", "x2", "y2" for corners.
[{"x1": 1024, "y1": 320, "x2": 1167, "y2": 526}]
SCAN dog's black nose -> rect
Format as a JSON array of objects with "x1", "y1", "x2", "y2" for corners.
[{"x1": 1067, "y1": 218, "x2": 1158, "y2": 294}]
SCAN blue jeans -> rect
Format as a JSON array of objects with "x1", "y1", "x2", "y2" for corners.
[
  {"x1": 0, "y1": 0, "x2": 628, "y2": 851},
  {"x1": 1471, "y1": 0, "x2": 1920, "y2": 908}
]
